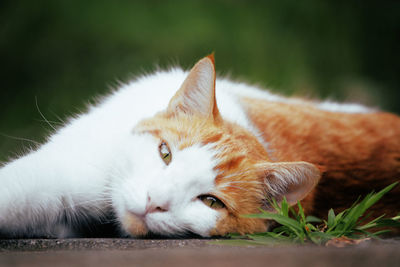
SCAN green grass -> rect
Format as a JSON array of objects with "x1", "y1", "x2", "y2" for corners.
[{"x1": 216, "y1": 182, "x2": 400, "y2": 246}]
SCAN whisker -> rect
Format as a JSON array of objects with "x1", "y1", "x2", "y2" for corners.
[
  {"x1": 0, "y1": 132, "x2": 41, "y2": 145},
  {"x1": 49, "y1": 109, "x2": 66, "y2": 124},
  {"x1": 35, "y1": 119, "x2": 64, "y2": 126},
  {"x1": 35, "y1": 96, "x2": 57, "y2": 131}
]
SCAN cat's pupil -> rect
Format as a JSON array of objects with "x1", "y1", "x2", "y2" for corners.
[
  {"x1": 159, "y1": 142, "x2": 172, "y2": 165},
  {"x1": 199, "y1": 195, "x2": 225, "y2": 209}
]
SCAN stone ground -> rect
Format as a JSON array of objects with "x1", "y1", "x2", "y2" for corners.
[{"x1": 1, "y1": 238, "x2": 400, "y2": 267}]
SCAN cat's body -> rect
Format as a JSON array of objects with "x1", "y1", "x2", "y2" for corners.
[
  {"x1": 0, "y1": 55, "x2": 399, "y2": 238},
  {"x1": 242, "y1": 98, "x2": 400, "y2": 219}
]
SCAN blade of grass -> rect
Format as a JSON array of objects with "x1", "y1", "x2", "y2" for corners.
[
  {"x1": 306, "y1": 215, "x2": 321, "y2": 223},
  {"x1": 327, "y1": 209, "x2": 335, "y2": 228},
  {"x1": 226, "y1": 182, "x2": 399, "y2": 246},
  {"x1": 244, "y1": 213, "x2": 303, "y2": 235},
  {"x1": 297, "y1": 201, "x2": 307, "y2": 224}
]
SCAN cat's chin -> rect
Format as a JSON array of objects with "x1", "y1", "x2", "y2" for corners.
[{"x1": 122, "y1": 212, "x2": 149, "y2": 237}]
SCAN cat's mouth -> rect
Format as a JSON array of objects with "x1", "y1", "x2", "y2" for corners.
[
  {"x1": 122, "y1": 212, "x2": 204, "y2": 238},
  {"x1": 123, "y1": 212, "x2": 149, "y2": 237}
]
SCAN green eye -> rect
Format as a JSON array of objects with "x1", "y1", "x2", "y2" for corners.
[
  {"x1": 159, "y1": 142, "x2": 172, "y2": 165},
  {"x1": 199, "y1": 195, "x2": 225, "y2": 209}
]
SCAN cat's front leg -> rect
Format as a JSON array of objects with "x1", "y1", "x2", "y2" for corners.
[{"x1": 0, "y1": 147, "x2": 111, "y2": 238}]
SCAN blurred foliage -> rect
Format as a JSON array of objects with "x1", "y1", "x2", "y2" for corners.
[{"x1": 0, "y1": 0, "x2": 399, "y2": 162}]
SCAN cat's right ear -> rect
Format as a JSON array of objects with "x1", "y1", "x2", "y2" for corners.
[
  {"x1": 166, "y1": 55, "x2": 222, "y2": 123},
  {"x1": 256, "y1": 161, "x2": 321, "y2": 209}
]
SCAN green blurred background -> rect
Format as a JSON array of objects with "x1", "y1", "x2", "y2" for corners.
[{"x1": 1, "y1": 0, "x2": 399, "y2": 162}]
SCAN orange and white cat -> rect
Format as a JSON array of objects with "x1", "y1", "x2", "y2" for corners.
[{"x1": 0, "y1": 55, "x2": 399, "y2": 238}]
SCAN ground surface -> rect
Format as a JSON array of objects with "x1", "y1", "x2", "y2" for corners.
[{"x1": 1, "y1": 238, "x2": 400, "y2": 267}]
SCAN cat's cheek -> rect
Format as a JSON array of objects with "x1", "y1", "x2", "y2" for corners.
[
  {"x1": 120, "y1": 213, "x2": 148, "y2": 237},
  {"x1": 208, "y1": 209, "x2": 232, "y2": 236},
  {"x1": 110, "y1": 185, "x2": 147, "y2": 237},
  {"x1": 209, "y1": 211, "x2": 269, "y2": 236}
]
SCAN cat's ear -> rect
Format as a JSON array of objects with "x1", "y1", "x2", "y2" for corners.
[
  {"x1": 256, "y1": 161, "x2": 321, "y2": 208},
  {"x1": 167, "y1": 54, "x2": 222, "y2": 123}
]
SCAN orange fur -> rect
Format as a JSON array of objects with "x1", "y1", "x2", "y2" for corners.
[
  {"x1": 136, "y1": 112, "x2": 272, "y2": 235},
  {"x1": 136, "y1": 56, "x2": 400, "y2": 236},
  {"x1": 241, "y1": 98, "x2": 400, "y2": 227}
]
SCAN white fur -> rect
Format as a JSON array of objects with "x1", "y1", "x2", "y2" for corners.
[
  {"x1": 112, "y1": 136, "x2": 220, "y2": 236},
  {"x1": 0, "y1": 67, "x2": 373, "y2": 238},
  {"x1": 217, "y1": 78, "x2": 373, "y2": 114},
  {"x1": 317, "y1": 101, "x2": 373, "y2": 113}
]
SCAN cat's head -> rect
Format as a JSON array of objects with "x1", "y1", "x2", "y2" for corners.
[{"x1": 111, "y1": 55, "x2": 321, "y2": 237}]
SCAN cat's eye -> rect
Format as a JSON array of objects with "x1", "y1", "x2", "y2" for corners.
[
  {"x1": 159, "y1": 142, "x2": 172, "y2": 165},
  {"x1": 198, "y1": 195, "x2": 225, "y2": 209}
]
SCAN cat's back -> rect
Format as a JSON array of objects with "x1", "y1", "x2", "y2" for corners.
[
  {"x1": 229, "y1": 81, "x2": 400, "y2": 221},
  {"x1": 236, "y1": 90, "x2": 400, "y2": 164}
]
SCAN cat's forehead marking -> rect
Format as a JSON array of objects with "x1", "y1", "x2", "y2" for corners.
[{"x1": 131, "y1": 111, "x2": 269, "y2": 215}]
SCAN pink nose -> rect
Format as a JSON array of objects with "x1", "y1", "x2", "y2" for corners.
[{"x1": 145, "y1": 195, "x2": 169, "y2": 214}]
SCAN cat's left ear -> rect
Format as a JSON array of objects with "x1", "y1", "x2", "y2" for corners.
[
  {"x1": 256, "y1": 161, "x2": 321, "y2": 208},
  {"x1": 167, "y1": 54, "x2": 222, "y2": 123}
]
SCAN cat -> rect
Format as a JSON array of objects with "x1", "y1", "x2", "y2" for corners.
[{"x1": 0, "y1": 55, "x2": 399, "y2": 238}]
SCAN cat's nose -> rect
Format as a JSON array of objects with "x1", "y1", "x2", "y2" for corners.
[{"x1": 145, "y1": 195, "x2": 169, "y2": 214}]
